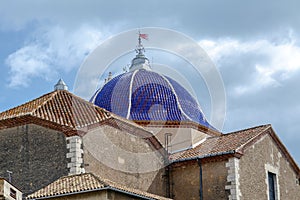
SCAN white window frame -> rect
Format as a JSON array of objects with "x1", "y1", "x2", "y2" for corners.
[{"x1": 265, "y1": 164, "x2": 280, "y2": 200}]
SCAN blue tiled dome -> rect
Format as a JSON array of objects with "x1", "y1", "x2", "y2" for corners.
[{"x1": 90, "y1": 69, "x2": 212, "y2": 128}]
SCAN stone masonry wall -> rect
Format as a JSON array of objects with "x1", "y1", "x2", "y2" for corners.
[
  {"x1": 171, "y1": 159, "x2": 228, "y2": 200},
  {"x1": 171, "y1": 161, "x2": 200, "y2": 200},
  {"x1": 83, "y1": 124, "x2": 166, "y2": 197},
  {"x1": 239, "y1": 134, "x2": 300, "y2": 199},
  {"x1": 0, "y1": 124, "x2": 68, "y2": 195},
  {"x1": 202, "y1": 160, "x2": 228, "y2": 200}
]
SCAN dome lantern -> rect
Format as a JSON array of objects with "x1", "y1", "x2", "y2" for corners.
[{"x1": 129, "y1": 32, "x2": 151, "y2": 71}]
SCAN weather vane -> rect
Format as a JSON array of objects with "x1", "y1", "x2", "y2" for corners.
[{"x1": 136, "y1": 31, "x2": 148, "y2": 55}]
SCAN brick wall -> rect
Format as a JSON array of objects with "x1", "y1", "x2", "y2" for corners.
[{"x1": 0, "y1": 124, "x2": 68, "y2": 195}]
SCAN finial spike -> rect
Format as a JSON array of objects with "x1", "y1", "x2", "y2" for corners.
[
  {"x1": 136, "y1": 31, "x2": 146, "y2": 56},
  {"x1": 54, "y1": 79, "x2": 68, "y2": 91}
]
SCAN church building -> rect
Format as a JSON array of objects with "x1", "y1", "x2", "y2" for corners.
[{"x1": 0, "y1": 34, "x2": 299, "y2": 200}]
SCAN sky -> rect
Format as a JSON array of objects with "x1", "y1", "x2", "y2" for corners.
[{"x1": 0, "y1": 0, "x2": 299, "y2": 164}]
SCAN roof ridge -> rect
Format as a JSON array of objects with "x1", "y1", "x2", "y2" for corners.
[
  {"x1": 0, "y1": 90, "x2": 112, "y2": 132},
  {"x1": 0, "y1": 90, "x2": 57, "y2": 120},
  {"x1": 225, "y1": 124, "x2": 271, "y2": 135},
  {"x1": 88, "y1": 172, "x2": 110, "y2": 187},
  {"x1": 32, "y1": 91, "x2": 58, "y2": 116},
  {"x1": 32, "y1": 90, "x2": 111, "y2": 118},
  {"x1": 235, "y1": 125, "x2": 271, "y2": 152},
  {"x1": 64, "y1": 90, "x2": 112, "y2": 117}
]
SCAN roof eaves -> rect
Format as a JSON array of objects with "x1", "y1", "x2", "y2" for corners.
[
  {"x1": 171, "y1": 150, "x2": 236, "y2": 164},
  {"x1": 27, "y1": 186, "x2": 110, "y2": 200},
  {"x1": 91, "y1": 173, "x2": 171, "y2": 200},
  {"x1": 28, "y1": 186, "x2": 168, "y2": 200},
  {"x1": 134, "y1": 120, "x2": 222, "y2": 136},
  {"x1": 107, "y1": 187, "x2": 156, "y2": 200},
  {"x1": 268, "y1": 126, "x2": 300, "y2": 177}
]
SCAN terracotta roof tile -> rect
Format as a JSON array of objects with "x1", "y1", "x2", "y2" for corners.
[
  {"x1": 26, "y1": 173, "x2": 172, "y2": 200},
  {"x1": 0, "y1": 90, "x2": 164, "y2": 151},
  {"x1": 170, "y1": 124, "x2": 271, "y2": 161},
  {"x1": 0, "y1": 90, "x2": 111, "y2": 131}
]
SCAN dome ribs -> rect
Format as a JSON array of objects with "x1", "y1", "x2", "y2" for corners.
[{"x1": 91, "y1": 69, "x2": 213, "y2": 129}]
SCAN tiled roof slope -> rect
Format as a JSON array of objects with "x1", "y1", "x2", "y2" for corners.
[
  {"x1": 0, "y1": 90, "x2": 164, "y2": 151},
  {"x1": 0, "y1": 90, "x2": 111, "y2": 134},
  {"x1": 171, "y1": 124, "x2": 300, "y2": 176},
  {"x1": 26, "y1": 173, "x2": 172, "y2": 200},
  {"x1": 170, "y1": 124, "x2": 271, "y2": 161}
]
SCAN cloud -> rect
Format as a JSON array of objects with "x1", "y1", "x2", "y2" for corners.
[
  {"x1": 5, "y1": 25, "x2": 104, "y2": 88},
  {"x1": 6, "y1": 44, "x2": 53, "y2": 87},
  {"x1": 1, "y1": 0, "x2": 300, "y2": 39},
  {"x1": 199, "y1": 32, "x2": 300, "y2": 96},
  {"x1": 198, "y1": 32, "x2": 300, "y2": 163}
]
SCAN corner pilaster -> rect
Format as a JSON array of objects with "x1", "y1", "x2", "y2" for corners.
[
  {"x1": 66, "y1": 136, "x2": 85, "y2": 175},
  {"x1": 225, "y1": 157, "x2": 241, "y2": 200}
]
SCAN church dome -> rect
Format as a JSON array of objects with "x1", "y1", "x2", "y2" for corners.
[
  {"x1": 90, "y1": 34, "x2": 213, "y2": 128},
  {"x1": 91, "y1": 68, "x2": 212, "y2": 128}
]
